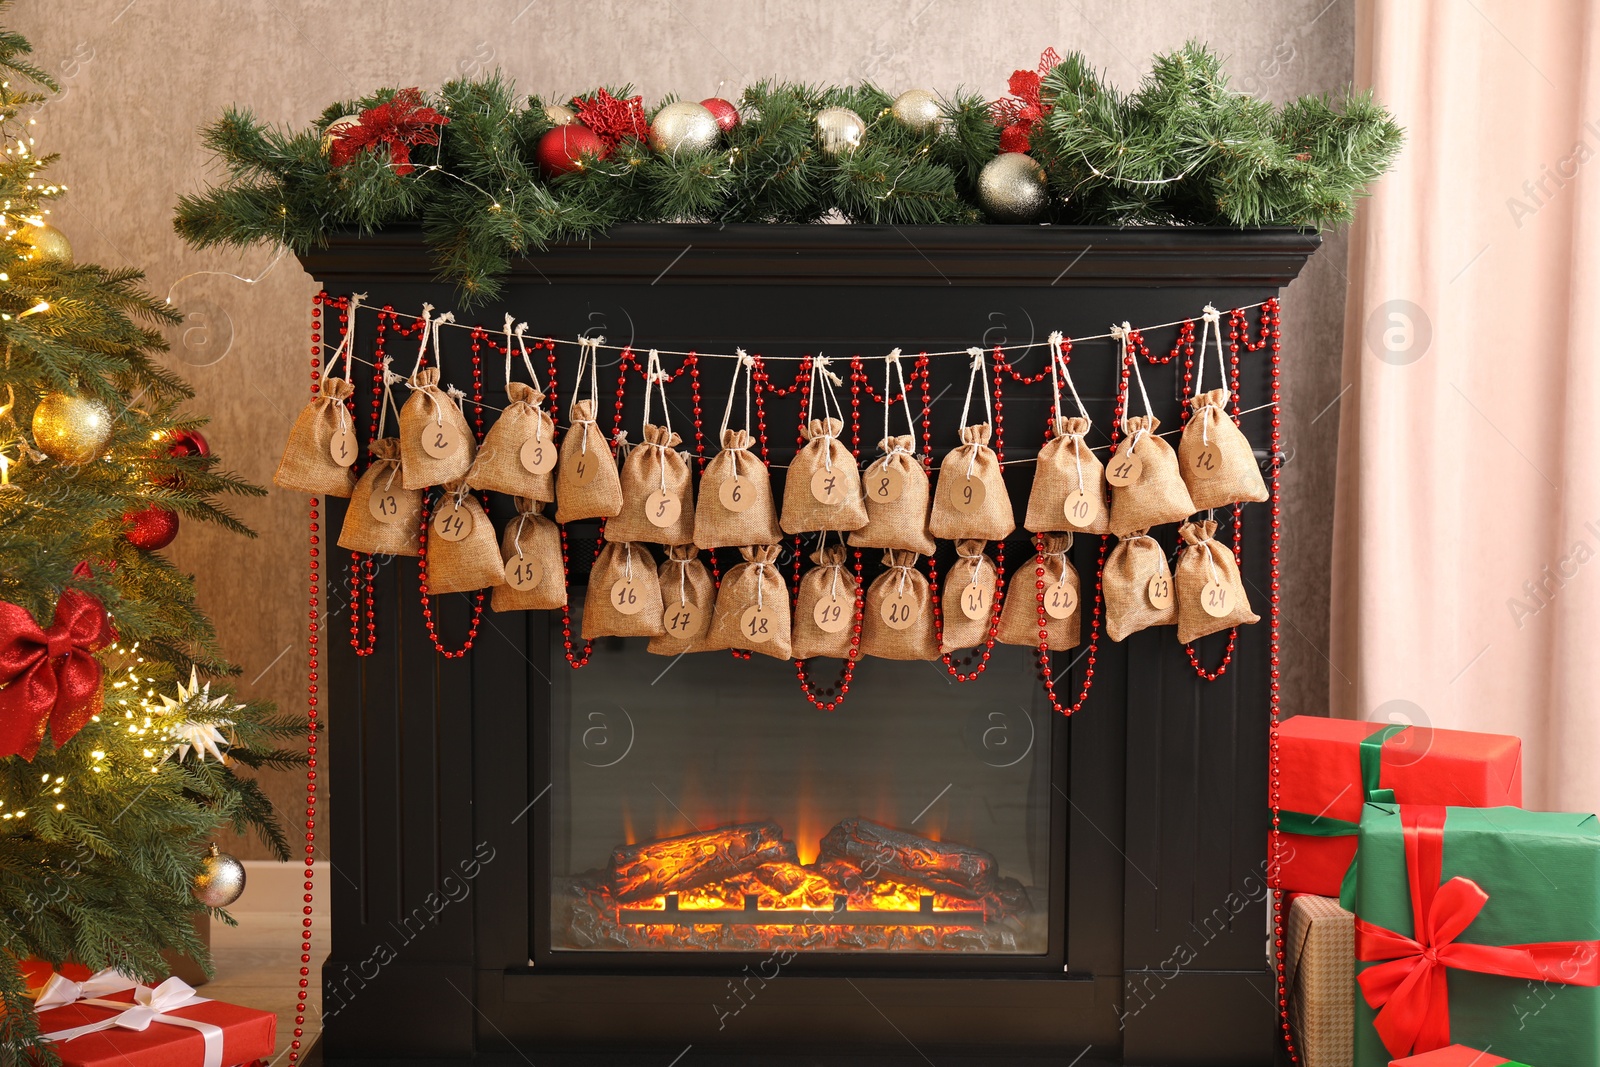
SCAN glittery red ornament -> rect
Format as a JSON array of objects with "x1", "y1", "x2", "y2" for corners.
[
  {"x1": 536, "y1": 124, "x2": 604, "y2": 177},
  {"x1": 990, "y1": 48, "x2": 1061, "y2": 154},
  {"x1": 571, "y1": 88, "x2": 649, "y2": 152},
  {"x1": 123, "y1": 504, "x2": 180, "y2": 551},
  {"x1": 329, "y1": 88, "x2": 448, "y2": 175},
  {"x1": 700, "y1": 97, "x2": 740, "y2": 132}
]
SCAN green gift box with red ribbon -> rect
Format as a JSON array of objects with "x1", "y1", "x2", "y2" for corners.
[
  {"x1": 1270, "y1": 716, "x2": 1522, "y2": 897},
  {"x1": 1350, "y1": 804, "x2": 1600, "y2": 1066}
]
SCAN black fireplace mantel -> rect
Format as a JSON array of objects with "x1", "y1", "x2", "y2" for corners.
[{"x1": 304, "y1": 224, "x2": 1318, "y2": 1067}]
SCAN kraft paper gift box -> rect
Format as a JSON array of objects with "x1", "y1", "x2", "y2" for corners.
[
  {"x1": 1285, "y1": 892, "x2": 1354, "y2": 1067},
  {"x1": 1270, "y1": 716, "x2": 1521, "y2": 897},
  {"x1": 1389, "y1": 1045, "x2": 1535, "y2": 1065}
]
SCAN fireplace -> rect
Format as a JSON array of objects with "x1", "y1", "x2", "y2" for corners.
[{"x1": 306, "y1": 224, "x2": 1315, "y2": 1065}]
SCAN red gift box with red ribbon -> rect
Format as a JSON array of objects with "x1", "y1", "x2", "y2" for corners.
[
  {"x1": 1390, "y1": 1045, "x2": 1531, "y2": 1066},
  {"x1": 1270, "y1": 716, "x2": 1522, "y2": 897}
]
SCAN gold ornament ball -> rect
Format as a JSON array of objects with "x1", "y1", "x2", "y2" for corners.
[
  {"x1": 17, "y1": 221, "x2": 71, "y2": 264},
  {"x1": 543, "y1": 103, "x2": 578, "y2": 127},
  {"x1": 890, "y1": 89, "x2": 941, "y2": 134},
  {"x1": 320, "y1": 114, "x2": 362, "y2": 157},
  {"x1": 32, "y1": 392, "x2": 113, "y2": 465},
  {"x1": 649, "y1": 101, "x2": 720, "y2": 155},
  {"x1": 978, "y1": 152, "x2": 1050, "y2": 223},
  {"x1": 194, "y1": 843, "x2": 247, "y2": 908},
  {"x1": 814, "y1": 107, "x2": 866, "y2": 158}
]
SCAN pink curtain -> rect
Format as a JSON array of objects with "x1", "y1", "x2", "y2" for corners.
[{"x1": 1334, "y1": 1, "x2": 1600, "y2": 812}]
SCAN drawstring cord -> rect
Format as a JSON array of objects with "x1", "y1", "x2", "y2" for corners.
[
  {"x1": 959, "y1": 346, "x2": 992, "y2": 478},
  {"x1": 1112, "y1": 321, "x2": 1154, "y2": 455},
  {"x1": 1194, "y1": 304, "x2": 1227, "y2": 446}
]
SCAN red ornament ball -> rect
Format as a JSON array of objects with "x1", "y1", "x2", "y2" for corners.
[
  {"x1": 166, "y1": 430, "x2": 210, "y2": 460},
  {"x1": 700, "y1": 97, "x2": 741, "y2": 132},
  {"x1": 536, "y1": 124, "x2": 604, "y2": 177},
  {"x1": 123, "y1": 504, "x2": 180, "y2": 551}
]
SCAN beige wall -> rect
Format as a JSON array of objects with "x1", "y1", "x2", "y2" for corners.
[{"x1": 15, "y1": 0, "x2": 1355, "y2": 858}]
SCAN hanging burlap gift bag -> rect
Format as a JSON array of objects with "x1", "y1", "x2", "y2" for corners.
[
  {"x1": 1106, "y1": 322, "x2": 1195, "y2": 536},
  {"x1": 1025, "y1": 334, "x2": 1110, "y2": 534},
  {"x1": 398, "y1": 308, "x2": 478, "y2": 491},
  {"x1": 860, "y1": 550, "x2": 939, "y2": 661},
  {"x1": 791, "y1": 539, "x2": 861, "y2": 661},
  {"x1": 469, "y1": 319, "x2": 558, "y2": 501},
  {"x1": 851, "y1": 351, "x2": 936, "y2": 555},
  {"x1": 929, "y1": 348, "x2": 1015, "y2": 542},
  {"x1": 491, "y1": 498, "x2": 566, "y2": 612},
  {"x1": 938, "y1": 540, "x2": 1000, "y2": 653},
  {"x1": 1103, "y1": 530, "x2": 1176, "y2": 642},
  {"x1": 555, "y1": 335, "x2": 624, "y2": 522},
  {"x1": 424, "y1": 481, "x2": 504, "y2": 594},
  {"x1": 276, "y1": 294, "x2": 363, "y2": 497},
  {"x1": 694, "y1": 353, "x2": 783, "y2": 549},
  {"x1": 1178, "y1": 306, "x2": 1268, "y2": 511},
  {"x1": 703, "y1": 544, "x2": 791, "y2": 659},
  {"x1": 781, "y1": 357, "x2": 867, "y2": 534},
  {"x1": 998, "y1": 533, "x2": 1081, "y2": 652},
  {"x1": 608, "y1": 350, "x2": 695, "y2": 545},
  {"x1": 1174, "y1": 519, "x2": 1258, "y2": 643},
  {"x1": 647, "y1": 544, "x2": 715, "y2": 655},
  {"x1": 581, "y1": 541, "x2": 664, "y2": 639},
  {"x1": 339, "y1": 375, "x2": 421, "y2": 556}
]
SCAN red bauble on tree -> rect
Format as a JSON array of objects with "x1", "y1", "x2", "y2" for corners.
[
  {"x1": 700, "y1": 97, "x2": 740, "y2": 132},
  {"x1": 536, "y1": 124, "x2": 605, "y2": 177},
  {"x1": 166, "y1": 429, "x2": 210, "y2": 460},
  {"x1": 124, "y1": 503, "x2": 180, "y2": 551}
]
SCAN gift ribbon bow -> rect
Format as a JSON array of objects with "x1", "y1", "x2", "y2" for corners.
[
  {"x1": 0, "y1": 588, "x2": 117, "y2": 760},
  {"x1": 33, "y1": 967, "x2": 137, "y2": 1010},
  {"x1": 36, "y1": 972, "x2": 226, "y2": 1067},
  {"x1": 1274, "y1": 723, "x2": 1405, "y2": 840},
  {"x1": 1354, "y1": 805, "x2": 1600, "y2": 1058}
]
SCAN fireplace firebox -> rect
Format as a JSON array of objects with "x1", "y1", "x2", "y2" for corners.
[{"x1": 306, "y1": 225, "x2": 1315, "y2": 1066}]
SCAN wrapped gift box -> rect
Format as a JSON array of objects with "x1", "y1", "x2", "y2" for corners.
[
  {"x1": 1351, "y1": 804, "x2": 1599, "y2": 1067},
  {"x1": 1270, "y1": 716, "x2": 1521, "y2": 897},
  {"x1": 1390, "y1": 1045, "x2": 1533, "y2": 1065},
  {"x1": 1285, "y1": 893, "x2": 1353, "y2": 1067}
]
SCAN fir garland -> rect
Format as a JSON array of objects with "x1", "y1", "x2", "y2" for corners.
[{"x1": 173, "y1": 42, "x2": 1403, "y2": 305}]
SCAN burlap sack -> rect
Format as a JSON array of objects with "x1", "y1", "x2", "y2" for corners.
[
  {"x1": 938, "y1": 540, "x2": 999, "y2": 653},
  {"x1": 860, "y1": 550, "x2": 939, "y2": 661},
  {"x1": 791, "y1": 543, "x2": 861, "y2": 661},
  {"x1": 1107, "y1": 416, "x2": 1195, "y2": 537},
  {"x1": 554, "y1": 399, "x2": 623, "y2": 523},
  {"x1": 274, "y1": 377, "x2": 358, "y2": 497},
  {"x1": 398, "y1": 368, "x2": 477, "y2": 491},
  {"x1": 850, "y1": 437, "x2": 936, "y2": 555},
  {"x1": 338, "y1": 438, "x2": 421, "y2": 557},
  {"x1": 1025, "y1": 417, "x2": 1110, "y2": 535},
  {"x1": 490, "y1": 501, "x2": 566, "y2": 612},
  {"x1": 581, "y1": 541, "x2": 664, "y2": 639},
  {"x1": 423, "y1": 484, "x2": 504, "y2": 594},
  {"x1": 693, "y1": 429, "x2": 783, "y2": 549},
  {"x1": 997, "y1": 533, "x2": 1081, "y2": 652},
  {"x1": 608, "y1": 425, "x2": 694, "y2": 545},
  {"x1": 781, "y1": 418, "x2": 867, "y2": 534},
  {"x1": 1175, "y1": 519, "x2": 1258, "y2": 643},
  {"x1": 929, "y1": 424, "x2": 1015, "y2": 541},
  {"x1": 647, "y1": 544, "x2": 715, "y2": 655},
  {"x1": 702, "y1": 545, "x2": 791, "y2": 660},
  {"x1": 1103, "y1": 530, "x2": 1176, "y2": 642},
  {"x1": 467, "y1": 382, "x2": 557, "y2": 501},
  {"x1": 1179, "y1": 389, "x2": 1268, "y2": 510}
]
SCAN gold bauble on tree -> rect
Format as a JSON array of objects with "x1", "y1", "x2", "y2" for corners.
[
  {"x1": 16, "y1": 221, "x2": 71, "y2": 264},
  {"x1": 543, "y1": 103, "x2": 577, "y2": 127},
  {"x1": 649, "y1": 101, "x2": 720, "y2": 155},
  {"x1": 193, "y1": 843, "x2": 247, "y2": 908},
  {"x1": 814, "y1": 107, "x2": 866, "y2": 158},
  {"x1": 32, "y1": 391, "x2": 112, "y2": 465},
  {"x1": 890, "y1": 89, "x2": 941, "y2": 134},
  {"x1": 977, "y1": 152, "x2": 1050, "y2": 223}
]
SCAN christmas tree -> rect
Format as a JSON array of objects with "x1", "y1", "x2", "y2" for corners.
[{"x1": 0, "y1": 14, "x2": 300, "y2": 1060}]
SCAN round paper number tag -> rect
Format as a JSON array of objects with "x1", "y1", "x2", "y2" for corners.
[
  {"x1": 949, "y1": 474, "x2": 986, "y2": 513},
  {"x1": 663, "y1": 601, "x2": 700, "y2": 638},
  {"x1": 432, "y1": 501, "x2": 473, "y2": 542},
  {"x1": 645, "y1": 490, "x2": 682, "y2": 529},
  {"x1": 1192, "y1": 447, "x2": 1219, "y2": 476},
  {"x1": 1105, "y1": 446, "x2": 1143, "y2": 487},
  {"x1": 881, "y1": 592, "x2": 917, "y2": 630},
  {"x1": 1044, "y1": 579, "x2": 1077, "y2": 620},
  {"x1": 567, "y1": 449, "x2": 601, "y2": 487},
  {"x1": 369, "y1": 488, "x2": 405, "y2": 524},
  {"x1": 330, "y1": 425, "x2": 358, "y2": 468},
  {"x1": 865, "y1": 464, "x2": 903, "y2": 505},
  {"x1": 719, "y1": 475, "x2": 754, "y2": 513},
  {"x1": 813, "y1": 595, "x2": 849, "y2": 634},
  {"x1": 1063, "y1": 488, "x2": 1100, "y2": 529},
  {"x1": 959, "y1": 581, "x2": 992, "y2": 621},
  {"x1": 810, "y1": 467, "x2": 848, "y2": 507},
  {"x1": 1147, "y1": 572, "x2": 1174, "y2": 609},
  {"x1": 610, "y1": 576, "x2": 645, "y2": 616},
  {"x1": 520, "y1": 437, "x2": 556, "y2": 475},
  {"x1": 505, "y1": 553, "x2": 543, "y2": 591},
  {"x1": 739, "y1": 604, "x2": 776, "y2": 644},
  {"x1": 421, "y1": 420, "x2": 462, "y2": 460},
  {"x1": 1200, "y1": 579, "x2": 1232, "y2": 618}
]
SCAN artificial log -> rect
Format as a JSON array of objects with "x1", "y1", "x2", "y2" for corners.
[
  {"x1": 608, "y1": 822, "x2": 798, "y2": 902},
  {"x1": 817, "y1": 818, "x2": 999, "y2": 900}
]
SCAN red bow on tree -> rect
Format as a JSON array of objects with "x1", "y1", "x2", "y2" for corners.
[
  {"x1": 990, "y1": 47, "x2": 1061, "y2": 154},
  {"x1": 1355, "y1": 806, "x2": 1600, "y2": 1057},
  {"x1": 571, "y1": 88, "x2": 649, "y2": 155},
  {"x1": 0, "y1": 589, "x2": 116, "y2": 760},
  {"x1": 330, "y1": 88, "x2": 450, "y2": 176}
]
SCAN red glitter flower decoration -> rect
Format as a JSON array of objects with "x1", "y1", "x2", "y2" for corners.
[
  {"x1": 990, "y1": 48, "x2": 1061, "y2": 154},
  {"x1": 331, "y1": 88, "x2": 450, "y2": 175},
  {"x1": 570, "y1": 88, "x2": 649, "y2": 155}
]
